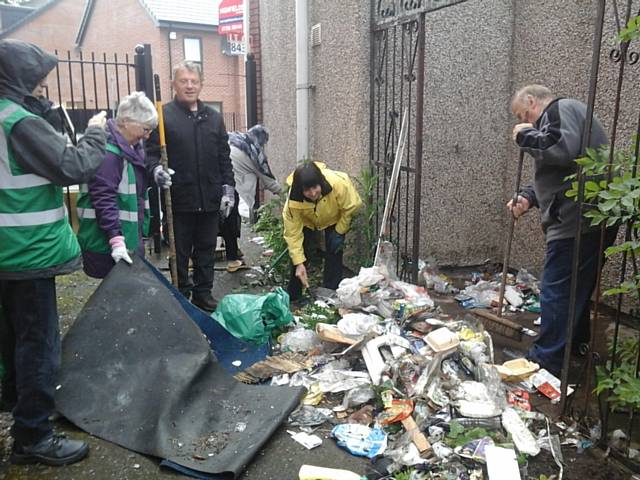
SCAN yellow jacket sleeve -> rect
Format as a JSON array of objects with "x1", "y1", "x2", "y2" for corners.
[
  {"x1": 283, "y1": 200, "x2": 306, "y2": 265},
  {"x1": 334, "y1": 175, "x2": 363, "y2": 235}
]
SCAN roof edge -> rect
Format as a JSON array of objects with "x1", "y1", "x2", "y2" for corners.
[
  {"x1": 136, "y1": 0, "x2": 160, "y2": 27},
  {"x1": 158, "y1": 21, "x2": 218, "y2": 32},
  {"x1": 0, "y1": 0, "x2": 62, "y2": 39}
]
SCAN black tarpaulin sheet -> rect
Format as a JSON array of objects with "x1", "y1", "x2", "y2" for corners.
[{"x1": 55, "y1": 258, "x2": 305, "y2": 479}]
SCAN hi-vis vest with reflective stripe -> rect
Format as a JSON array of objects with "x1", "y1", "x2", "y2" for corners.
[
  {"x1": 76, "y1": 143, "x2": 149, "y2": 255},
  {"x1": 0, "y1": 99, "x2": 81, "y2": 272}
]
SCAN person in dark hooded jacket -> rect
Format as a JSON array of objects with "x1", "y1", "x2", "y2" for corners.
[{"x1": 0, "y1": 39, "x2": 107, "y2": 467}]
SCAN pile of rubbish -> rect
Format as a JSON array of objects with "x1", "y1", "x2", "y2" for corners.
[
  {"x1": 451, "y1": 267, "x2": 541, "y2": 315},
  {"x1": 222, "y1": 264, "x2": 585, "y2": 479}
]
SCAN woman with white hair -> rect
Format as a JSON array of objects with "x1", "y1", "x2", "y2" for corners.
[{"x1": 77, "y1": 91, "x2": 168, "y2": 278}]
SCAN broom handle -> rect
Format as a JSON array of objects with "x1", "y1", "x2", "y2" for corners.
[
  {"x1": 497, "y1": 150, "x2": 525, "y2": 317},
  {"x1": 153, "y1": 74, "x2": 179, "y2": 288}
]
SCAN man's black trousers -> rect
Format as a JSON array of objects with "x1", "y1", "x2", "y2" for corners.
[{"x1": 172, "y1": 211, "x2": 219, "y2": 301}]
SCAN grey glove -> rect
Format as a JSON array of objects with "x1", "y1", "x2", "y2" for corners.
[
  {"x1": 153, "y1": 165, "x2": 174, "y2": 189},
  {"x1": 220, "y1": 184, "x2": 235, "y2": 218}
]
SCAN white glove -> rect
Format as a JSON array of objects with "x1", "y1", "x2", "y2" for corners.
[
  {"x1": 220, "y1": 184, "x2": 235, "y2": 218},
  {"x1": 87, "y1": 110, "x2": 107, "y2": 129},
  {"x1": 109, "y1": 236, "x2": 133, "y2": 265},
  {"x1": 153, "y1": 165, "x2": 175, "y2": 189}
]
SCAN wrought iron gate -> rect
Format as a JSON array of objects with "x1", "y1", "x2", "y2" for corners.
[
  {"x1": 562, "y1": 0, "x2": 640, "y2": 470},
  {"x1": 370, "y1": 1, "x2": 467, "y2": 282}
]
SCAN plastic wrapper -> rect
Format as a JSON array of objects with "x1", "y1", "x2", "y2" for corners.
[
  {"x1": 475, "y1": 364, "x2": 507, "y2": 411},
  {"x1": 309, "y1": 368, "x2": 371, "y2": 393},
  {"x1": 431, "y1": 441, "x2": 454, "y2": 460},
  {"x1": 336, "y1": 278, "x2": 362, "y2": 308},
  {"x1": 454, "y1": 381, "x2": 502, "y2": 418},
  {"x1": 383, "y1": 430, "x2": 427, "y2": 467},
  {"x1": 288, "y1": 405, "x2": 333, "y2": 427},
  {"x1": 427, "y1": 425, "x2": 444, "y2": 443},
  {"x1": 376, "y1": 399, "x2": 414, "y2": 426},
  {"x1": 281, "y1": 327, "x2": 323, "y2": 352},
  {"x1": 331, "y1": 424, "x2": 388, "y2": 458},
  {"x1": 375, "y1": 241, "x2": 398, "y2": 281},
  {"x1": 337, "y1": 313, "x2": 380, "y2": 336},
  {"x1": 501, "y1": 407, "x2": 540, "y2": 456},
  {"x1": 389, "y1": 281, "x2": 435, "y2": 308},
  {"x1": 302, "y1": 383, "x2": 323, "y2": 406},
  {"x1": 455, "y1": 436, "x2": 494, "y2": 463},
  {"x1": 516, "y1": 268, "x2": 539, "y2": 294},
  {"x1": 333, "y1": 385, "x2": 375, "y2": 412}
]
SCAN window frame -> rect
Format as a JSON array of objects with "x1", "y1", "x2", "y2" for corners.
[{"x1": 183, "y1": 37, "x2": 203, "y2": 68}]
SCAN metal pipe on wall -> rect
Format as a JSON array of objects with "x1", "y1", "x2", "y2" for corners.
[{"x1": 295, "y1": 0, "x2": 310, "y2": 162}]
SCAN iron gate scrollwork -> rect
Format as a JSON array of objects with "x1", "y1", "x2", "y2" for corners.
[
  {"x1": 370, "y1": 1, "x2": 468, "y2": 282},
  {"x1": 370, "y1": 16, "x2": 422, "y2": 281}
]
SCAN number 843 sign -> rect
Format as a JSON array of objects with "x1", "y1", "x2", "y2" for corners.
[{"x1": 226, "y1": 34, "x2": 246, "y2": 56}]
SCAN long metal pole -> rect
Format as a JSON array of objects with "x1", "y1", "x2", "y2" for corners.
[
  {"x1": 153, "y1": 74, "x2": 178, "y2": 288},
  {"x1": 497, "y1": 151, "x2": 525, "y2": 317},
  {"x1": 560, "y1": 0, "x2": 606, "y2": 413},
  {"x1": 411, "y1": 13, "x2": 426, "y2": 284},
  {"x1": 374, "y1": 110, "x2": 408, "y2": 266}
]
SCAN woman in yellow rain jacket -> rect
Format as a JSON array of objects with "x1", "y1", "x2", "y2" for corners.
[{"x1": 283, "y1": 162, "x2": 362, "y2": 300}]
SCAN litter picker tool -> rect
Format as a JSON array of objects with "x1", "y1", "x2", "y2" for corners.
[
  {"x1": 153, "y1": 74, "x2": 178, "y2": 287},
  {"x1": 374, "y1": 110, "x2": 409, "y2": 267},
  {"x1": 497, "y1": 150, "x2": 525, "y2": 317}
]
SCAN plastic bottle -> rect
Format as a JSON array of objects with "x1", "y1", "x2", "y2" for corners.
[{"x1": 298, "y1": 464, "x2": 367, "y2": 480}]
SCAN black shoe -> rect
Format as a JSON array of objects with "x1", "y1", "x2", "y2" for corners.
[
  {"x1": 192, "y1": 294, "x2": 217, "y2": 312},
  {"x1": 11, "y1": 433, "x2": 89, "y2": 466}
]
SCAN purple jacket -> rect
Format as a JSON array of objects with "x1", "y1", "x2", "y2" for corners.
[{"x1": 82, "y1": 119, "x2": 148, "y2": 278}]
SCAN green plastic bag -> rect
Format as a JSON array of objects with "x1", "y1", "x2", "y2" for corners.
[{"x1": 212, "y1": 287, "x2": 294, "y2": 345}]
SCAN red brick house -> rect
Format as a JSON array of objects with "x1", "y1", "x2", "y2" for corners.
[{"x1": 0, "y1": 0, "x2": 247, "y2": 129}]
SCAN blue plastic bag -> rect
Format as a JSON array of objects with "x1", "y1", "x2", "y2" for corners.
[{"x1": 331, "y1": 424, "x2": 388, "y2": 458}]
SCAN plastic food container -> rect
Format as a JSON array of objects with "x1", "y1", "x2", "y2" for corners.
[{"x1": 425, "y1": 327, "x2": 459, "y2": 353}]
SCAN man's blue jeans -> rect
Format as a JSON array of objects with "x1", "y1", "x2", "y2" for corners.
[
  {"x1": 0, "y1": 277, "x2": 60, "y2": 446},
  {"x1": 529, "y1": 227, "x2": 617, "y2": 374}
]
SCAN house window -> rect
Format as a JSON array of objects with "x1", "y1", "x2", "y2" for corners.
[
  {"x1": 183, "y1": 37, "x2": 202, "y2": 66},
  {"x1": 204, "y1": 101, "x2": 222, "y2": 113}
]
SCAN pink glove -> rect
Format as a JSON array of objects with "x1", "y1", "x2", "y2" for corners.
[{"x1": 109, "y1": 236, "x2": 133, "y2": 265}]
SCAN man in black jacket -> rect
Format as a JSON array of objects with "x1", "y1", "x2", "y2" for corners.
[
  {"x1": 147, "y1": 61, "x2": 235, "y2": 311},
  {"x1": 508, "y1": 84, "x2": 616, "y2": 376}
]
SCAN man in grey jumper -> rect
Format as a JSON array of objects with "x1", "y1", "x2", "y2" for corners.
[{"x1": 509, "y1": 84, "x2": 617, "y2": 376}]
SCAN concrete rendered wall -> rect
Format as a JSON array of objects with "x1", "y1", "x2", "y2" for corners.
[
  {"x1": 259, "y1": 0, "x2": 370, "y2": 183},
  {"x1": 416, "y1": 0, "x2": 514, "y2": 266},
  {"x1": 260, "y1": 0, "x2": 640, "y2": 284},
  {"x1": 259, "y1": 0, "x2": 297, "y2": 184}
]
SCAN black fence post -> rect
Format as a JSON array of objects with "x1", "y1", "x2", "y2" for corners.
[{"x1": 135, "y1": 44, "x2": 161, "y2": 254}]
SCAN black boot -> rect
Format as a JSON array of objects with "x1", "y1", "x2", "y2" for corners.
[
  {"x1": 11, "y1": 433, "x2": 89, "y2": 466},
  {"x1": 192, "y1": 293, "x2": 217, "y2": 312}
]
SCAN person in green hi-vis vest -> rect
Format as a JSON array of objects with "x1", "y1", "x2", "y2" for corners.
[
  {"x1": 0, "y1": 39, "x2": 108, "y2": 467},
  {"x1": 76, "y1": 92, "x2": 170, "y2": 279}
]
